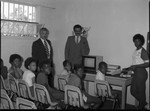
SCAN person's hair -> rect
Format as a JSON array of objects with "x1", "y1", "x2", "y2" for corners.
[
  {"x1": 9, "y1": 54, "x2": 22, "y2": 64},
  {"x1": 133, "y1": 34, "x2": 145, "y2": 46},
  {"x1": 98, "y1": 61, "x2": 107, "y2": 69},
  {"x1": 24, "y1": 57, "x2": 37, "y2": 69},
  {"x1": 39, "y1": 27, "x2": 49, "y2": 34},
  {"x1": 63, "y1": 60, "x2": 71, "y2": 67},
  {"x1": 39, "y1": 59, "x2": 51, "y2": 69},
  {"x1": 74, "y1": 64, "x2": 83, "y2": 72},
  {"x1": 73, "y1": 24, "x2": 82, "y2": 32}
]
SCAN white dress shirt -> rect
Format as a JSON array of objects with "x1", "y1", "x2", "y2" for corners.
[
  {"x1": 75, "y1": 36, "x2": 81, "y2": 43},
  {"x1": 95, "y1": 70, "x2": 105, "y2": 81}
]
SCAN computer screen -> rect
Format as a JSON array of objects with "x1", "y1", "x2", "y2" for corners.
[{"x1": 84, "y1": 57, "x2": 95, "y2": 68}]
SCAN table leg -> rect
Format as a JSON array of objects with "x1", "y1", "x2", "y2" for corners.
[
  {"x1": 84, "y1": 81, "x2": 89, "y2": 93},
  {"x1": 121, "y1": 84, "x2": 126, "y2": 109}
]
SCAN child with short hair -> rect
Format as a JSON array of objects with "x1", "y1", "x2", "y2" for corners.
[
  {"x1": 36, "y1": 59, "x2": 65, "y2": 108},
  {"x1": 96, "y1": 61, "x2": 122, "y2": 106},
  {"x1": 68, "y1": 64, "x2": 102, "y2": 109},
  {"x1": 8, "y1": 54, "x2": 24, "y2": 79},
  {"x1": 95, "y1": 61, "x2": 107, "y2": 81},
  {"x1": 23, "y1": 57, "x2": 37, "y2": 97},
  {"x1": 60, "y1": 60, "x2": 72, "y2": 76}
]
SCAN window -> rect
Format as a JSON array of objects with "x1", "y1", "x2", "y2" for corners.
[{"x1": 1, "y1": 1, "x2": 39, "y2": 37}]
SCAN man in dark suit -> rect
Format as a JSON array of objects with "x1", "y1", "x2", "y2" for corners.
[
  {"x1": 65, "y1": 24, "x2": 90, "y2": 67},
  {"x1": 32, "y1": 27, "x2": 54, "y2": 87}
]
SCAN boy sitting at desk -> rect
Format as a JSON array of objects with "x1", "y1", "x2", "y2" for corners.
[
  {"x1": 95, "y1": 61, "x2": 122, "y2": 106},
  {"x1": 67, "y1": 64, "x2": 102, "y2": 109}
]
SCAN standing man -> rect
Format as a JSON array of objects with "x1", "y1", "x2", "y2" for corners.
[
  {"x1": 65, "y1": 24, "x2": 90, "y2": 67},
  {"x1": 32, "y1": 27, "x2": 54, "y2": 88}
]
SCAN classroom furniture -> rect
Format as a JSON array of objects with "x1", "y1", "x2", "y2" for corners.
[
  {"x1": 64, "y1": 84, "x2": 89, "y2": 109},
  {"x1": 0, "y1": 75, "x2": 10, "y2": 91},
  {"x1": 94, "y1": 79, "x2": 120, "y2": 109},
  {"x1": 57, "y1": 75, "x2": 68, "y2": 91},
  {"x1": 8, "y1": 74, "x2": 19, "y2": 102},
  {"x1": 84, "y1": 73, "x2": 132, "y2": 109},
  {"x1": 16, "y1": 97, "x2": 37, "y2": 109},
  {"x1": 17, "y1": 79, "x2": 35, "y2": 101},
  {"x1": 0, "y1": 89, "x2": 14, "y2": 109},
  {"x1": 33, "y1": 83, "x2": 58, "y2": 109}
]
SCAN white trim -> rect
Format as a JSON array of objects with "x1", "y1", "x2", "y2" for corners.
[{"x1": 1, "y1": 0, "x2": 56, "y2": 9}]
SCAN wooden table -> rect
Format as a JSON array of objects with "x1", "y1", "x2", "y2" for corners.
[{"x1": 84, "y1": 73, "x2": 132, "y2": 109}]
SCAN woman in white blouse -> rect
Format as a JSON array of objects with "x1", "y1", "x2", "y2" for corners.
[{"x1": 129, "y1": 34, "x2": 149, "y2": 109}]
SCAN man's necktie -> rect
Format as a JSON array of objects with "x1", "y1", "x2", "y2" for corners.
[
  {"x1": 44, "y1": 40, "x2": 50, "y2": 58},
  {"x1": 77, "y1": 36, "x2": 79, "y2": 44}
]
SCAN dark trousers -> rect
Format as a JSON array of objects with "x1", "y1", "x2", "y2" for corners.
[
  {"x1": 130, "y1": 68, "x2": 148, "y2": 109},
  {"x1": 82, "y1": 91, "x2": 102, "y2": 109},
  {"x1": 48, "y1": 65, "x2": 55, "y2": 88}
]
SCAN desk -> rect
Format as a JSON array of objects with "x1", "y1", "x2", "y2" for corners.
[{"x1": 84, "y1": 73, "x2": 132, "y2": 109}]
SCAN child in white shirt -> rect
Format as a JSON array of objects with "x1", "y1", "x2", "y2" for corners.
[
  {"x1": 96, "y1": 61, "x2": 122, "y2": 106},
  {"x1": 23, "y1": 57, "x2": 37, "y2": 97},
  {"x1": 95, "y1": 61, "x2": 107, "y2": 81}
]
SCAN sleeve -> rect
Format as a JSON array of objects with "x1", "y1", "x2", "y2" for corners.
[
  {"x1": 65, "y1": 37, "x2": 70, "y2": 60},
  {"x1": 82, "y1": 38, "x2": 90, "y2": 55},
  {"x1": 29, "y1": 72, "x2": 35, "y2": 79},
  {"x1": 141, "y1": 48, "x2": 149, "y2": 63}
]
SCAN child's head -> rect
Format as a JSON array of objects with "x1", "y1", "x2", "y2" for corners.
[
  {"x1": 98, "y1": 61, "x2": 107, "y2": 74},
  {"x1": 24, "y1": 57, "x2": 37, "y2": 72},
  {"x1": 9, "y1": 54, "x2": 23, "y2": 68},
  {"x1": 63, "y1": 60, "x2": 72, "y2": 71},
  {"x1": 39, "y1": 60, "x2": 51, "y2": 75},
  {"x1": 74, "y1": 64, "x2": 84, "y2": 78}
]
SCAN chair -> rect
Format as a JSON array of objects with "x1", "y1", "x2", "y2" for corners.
[
  {"x1": 17, "y1": 79, "x2": 35, "y2": 101},
  {"x1": 94, "y1": 80, "x2": 120, "y2": 109},
  {"x1": 8, "y1": 74, "x2": 20, "y2": 102},
  {"x1": 1, "y1": 75, "x2": 9, "y2": 90},
  {"x1": 0, "y1": 89, "x2": 14, "y2": 109},
  {"x1": 64, "y1": 84, "x2": 89, "y2": 109},
  {"x1": 57, "y1": 75, "x2": 68, "y2": 91},
  {"x1": 33, "y1": 83, "x2": 59, "y2": 109},
  {"x1": 16, "y1": 97, "x2": 37, "y2": 109}
]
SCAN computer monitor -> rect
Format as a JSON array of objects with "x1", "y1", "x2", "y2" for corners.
[{"x1": 82, "y1": 55, "x2": 103, "y2": 74}]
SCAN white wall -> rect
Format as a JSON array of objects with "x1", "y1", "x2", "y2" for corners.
[{"x1": 1, "y1": 0, "x2": 149, "y2": 107}]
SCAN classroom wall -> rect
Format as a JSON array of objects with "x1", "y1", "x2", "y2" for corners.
[{"x1": 1, "y1": 0, "x2": 149, "y2": 107}]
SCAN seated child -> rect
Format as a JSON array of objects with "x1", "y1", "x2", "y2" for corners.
[
  {"x1": 36, "y1": 60, "x2": 64, "y2": 103},
  {"x1": 23, "y1": 57, "x2": 37, "y2": 97},
  {"x1": 8, "y1": 54, "x2": 24, "y2": 79},
  {"x1": 95, "y1": 61, "x2": 122, "y2": 105},
  {"x1": 67, "y1": 64, "x2": 102, "y2": 109},
  {"x1": 95, "y1": 61, "x2": 107, "y2": 81},
  {"x1": 1, "y1": 58, "x2": 8, "y2": 80},
  {"x1": 60, "y1": 60, "x2": 72, "y2": 76}
]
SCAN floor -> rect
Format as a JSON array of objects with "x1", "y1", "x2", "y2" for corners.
[{"x1": 100, "y1": 100, "x2": 136, "y2": 109}]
